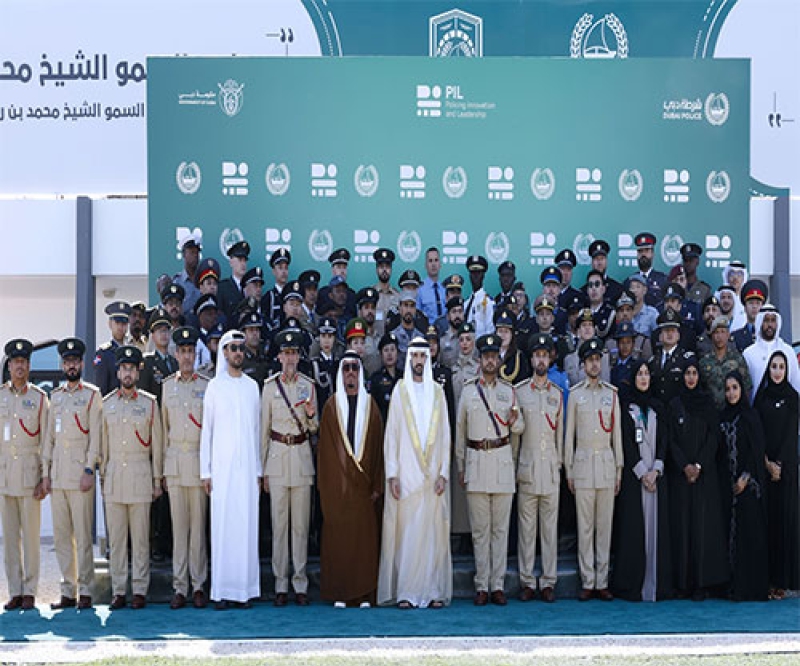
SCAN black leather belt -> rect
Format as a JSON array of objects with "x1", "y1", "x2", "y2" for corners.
[
  {"x1": 270, "y1": 430, "x2": 308, "y2": 445},
  {"x1": 467, "y1": 436, "x2": 510, "y2": 451}
]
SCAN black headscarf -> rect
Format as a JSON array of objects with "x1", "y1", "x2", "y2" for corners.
[
  {"x1": 719, "y1": 370, "x2": 749, "y2": 423},
  {"x1": 624, "y1": 358, "x2": 654, "y2": 411},
  {"x1": 755, "y1": 350, "x2": 796, "y2": 404},
  {"x1": 679, "y1": 356, "x2": 712, "y2": 416}
]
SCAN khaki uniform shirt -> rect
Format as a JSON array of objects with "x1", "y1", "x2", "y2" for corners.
[
  {"x1": 514, "y1": 378, "x2": 564, "y2": 496},
  {"x1": 0, "y1": 382, "x2": 49, "y2": 496},
  {"x1": 439, "y1": 328, "x2": 460, "y2": 369},
  {"x1": 456, "y1": 377, "x2": 525, "y2": 494},
  {"x1": 374, "y1": 283, "x2": 400, "y2": 335},
  {"x1": 564, "y1": 380, "x2": 623, "y2": 490},
  {"x1": 100, "y1": 388, "x2": 163, "y2": 503},
  {"x1": 42, "y1": 382, "x2": 102, "y2": 490},
  {"x1": 160, "y1": 372, "x2": 209, "y2": 487},
  {"x1": 452, "y1": 354, "x2": 480, "y2": 409},
  {"x1": 261, "y1": 373, "x2": 319, "y2": 487}
]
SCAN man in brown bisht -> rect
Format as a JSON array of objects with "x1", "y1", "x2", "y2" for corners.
[{"x1": 317, "y1": 350, "x2": 384, "y2": 608}]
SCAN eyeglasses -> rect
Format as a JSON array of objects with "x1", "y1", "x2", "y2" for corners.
[
  {"x1": 341, "y1": 363, "x2": 359, "y2": 372},
  {"x1": 588, "y1": 280, "x2": 603, "y2": 288},
  {"x1": 227, "y1": 344, "x2": 245, "y2": 353}
]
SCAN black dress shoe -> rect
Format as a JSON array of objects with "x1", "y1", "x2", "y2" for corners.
[
  {"x1": 51, "y1": 596, "x2": 77, "y2": 610},
  {"x1": 131, "y1": 594, "x2": 147, "y2": 610},
  {"x1": 578, "y1": 588, "x2": 594, "y2": 602},
  {"x1": 596, "y1": 588, "x2": 614, "y2": 601},
  {"x1": 193, "y1": 590, "x2": 207, "y2": 609},
  {"x1": 4, "y1": 596, "x2": 23, "y2": 611},
  {"x1": 21, "y1": 596, "x2": 35, "y2": 610},
  {"x1": 214, "y1": 600, "x2": 230, "y2": 611},
  {"x1": 295, "y1": 593, "x2": 310, "y2": 606},
  {"x1": 540, "y1": 587, "x2": 556, "y2": 603},
  {"x1": 474, "y1": 591, "x2": 489, "y2": 606},
  {"x1": 490, "y1": 590, "x2": 507, "y2": 606},
  {"x1": 170, "y1": 593, "x2": 186, "y2": 610},
  {"x1": 110, "y1": 595, "x2": 127, "y2": 610},
  {"x1": 274, "y1": 593, "x2": 288, "y2": 607},
  {"x1": 78, "y1": 596, "x2": 93, "y2": 610},
  {"x1": 519, "y1": 586, "x2": 536, "y2": 602}
]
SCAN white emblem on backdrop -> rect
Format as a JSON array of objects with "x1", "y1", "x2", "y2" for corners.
[
  {"x1": 354, "y1": 165, "x2": 380, "y2": 197},
  {"x1": 400, "y1": 165, "x2": 426, "y2": 199},
  {"x1": 222, "y1": 161, "x2": 248, "y2": 196},
  {"x1": 397, "y1": 231, "x2": 422, "y2": 263},
  {"x1": 529, "y1": 232, "x2": 557, "y2": 266},
  {"x1": 576, "y1": 167, "x2": 602, "y2": 202},
  {"x1": 530, "y1": 168, "x2": 556, "y2": 200},
  {"x1": 570, "y1": 13, "x2": 628, "y2": 59},
  {"x1": 663, "y1": 169, "x2": 691, "y2": 203},
  {"x1": 488, "y1": 166, "x2": 514, "y2": 201},
  {"x1": 176, "y1": 226, "x2": 203, "y2": 261},
  {"x1": 308, "y1": 230, "x2": 333, "y2": 262},
  {"x1": 660, "y1": 235, "x2": 684, "y2": 267},
  {"x1": 175, "y1": 161, "x2": 201, "y2": 194},
  {"x1": 617, "y1": 233, "x2": 637, "y2": 268},
  {"x1": 485, "y1": 232, "x2": 510, "y2": 264},
  {"x1": 266, "y1": 228, "x2": 292, "y2": 258},
  {"x1": 265, "y1": 163, "x2": 291, "y2": 196},
  {"x1": 704, "y1": 93, "x2": 730, "y2": 126},
  {"x1": 429, "y1": 9, "x2": 483, "y2": 57},
  {"x1": 442, "y1": 166, "x2": 468, "y2": 198},
  {"x1": 706, "y1": 170, "x2": 731, "y2": 203},
  {"x1": 618, "y1": 169, "x2": 643, "y2": 202},
  {"x1": 573, "y1": 233, "x2": 595, "y2": 266},
  {"x1": 311, "y1": 163, "x2": 338, "y2": 198},
  {"x1": 354, "y1": 230, "x2": 381, "y2": 262},
  {"x1": 219, "y1": 227, "x2": 245, "y2": 258},
  {"x1": 704, "y1": 234, "x2": 732, "y2": 268},
  {"x1": 218, "y1": 79, "x2": 244, "y2": 117},
  {"x1": 416, "y1": 85, "x2": 442, "y2": 118},
  {"x1": 442, "y1": 230, "x2": 469, "y2": 265}
]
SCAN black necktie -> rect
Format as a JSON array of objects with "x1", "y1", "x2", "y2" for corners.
[{"x1": 434, "y1": 283, "x2": 443, "y2": 318}]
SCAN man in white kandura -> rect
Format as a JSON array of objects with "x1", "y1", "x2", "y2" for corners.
[
  {"x1": 378, "y1": 337, "x2": 452, "y2": 609},
  {"x1": 200, "y1": 330, "x2": 262, "y2": 610}
]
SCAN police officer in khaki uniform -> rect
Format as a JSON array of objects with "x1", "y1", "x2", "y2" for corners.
[
  {"x1": 100, "y1": 345, "x2": 164, "y2": 610},
  {"x1": 456, "y1": 334, "x2": 524, "y2": 606},
  {"x1": 161, "y1": 327, "x2": 210, "y2": 610},
  {"x1": 261, "y1": 330, "x2": 319, "y2": 607},
  {"x1": 41, "y1": 338, "x2": 102, "y2": 610},
  {"x1": 372, "y1": 247, "x2": 400, "y2": 335},
  {"x1": 514, "y1": 334, "x2": 564, "y2": 603},
  {"x1": 0, "y1": 339, "x2": 48, "y2": 611},
  {"x1": 564, "y1": 338, "x2": 623, "y2": 601}
]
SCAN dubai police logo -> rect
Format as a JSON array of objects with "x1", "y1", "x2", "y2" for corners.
[
  {"x1": 706, "y1": 170, "x2": 731, "y2": 203},
  {"x1": 618, "y1": 169, "x2": 643, "y2": 202},
  {"x1": 570, "y1": 13, "x2": 628, "y2": 59},
  {"x1": 485, "y1": 231, "x2": 510, "y2": 264},
  {"x1": 219, "y1": 227, "x2": 245, "y2": 258},
  {"x1": 704, "y1": 93, "x2": 730, "y2": 126},
  {"x1": 442, "y1": 166, "x2": 468, "y2": 198},
  {"x1": 530, "y1": 168, "x2": 556, "y2": 200},
  {"x1": 217, "y1": 79, "x2": 244, "y2": 117},
  {"x1": 573, "y1": 233, "x2": 594, "y2": 265},
  {"x1": 660, "y1": 234, "x2": 684, "y2": 267},
  {"x1": 354, "y1": 164, "x2": 380, "y2": 198},
  {"x1": 308, "y1": 229, "x2": 333, "y2": 262},
  {"x1": 265, "y1": 163, "x2": 291, "y2": 196},
  {"x1": 397, "y1": 230, "x2": 422, "y2": 263},
  {"x1": 175, "y1": 161, "x2": 201, "y2": 194},
  {"x1": 429, "y1": 9, "x2": 483, "y2": 57}
]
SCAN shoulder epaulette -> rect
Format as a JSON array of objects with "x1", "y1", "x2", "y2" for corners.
[
  {"x1": 163, "y1": 372, "x2": 179, "y2": 384},
  {"x1": 83, "y1": 381, "x2": 101, "y2": 393},
  {"x1": 29, "y1": 383, "x2": 47, "y2": 396},
  {"x1": 498, "y1": 377, "x2": 513, "y2": 388},
  {"x1": 138, "y1": 388, "x2": 157, "y2": 402},
  {"x1": 550, "y1": 382, "x2": 565, "y2": 394},
  {"x1": 51, "y1": 384, "x2": 66, "y2": 394},
  {"x1": 463, "y1": 377, "x2": 479, "y2": 386},
  {"x1": 600, "y1": 381, "x2": 618, "y2": 392},
  {"x1": 99, "y1": 342, "x2": 112, "y2": 351},
  {"x1": 196, "y1": 373, "x2": 211, "y2": 382},
  {"x1": 264, "y1": 373, "x2": 280, "y2": 385},
  {"x1": 572, "y1": 379, "x2": 588, "y2": 390},
  {"x1": 297, "y1": 371, "x2": 314, "y2": 384},
  {"x1": 513, "y1": 379, "x2": 528, "y2": 390},
  {"x1": 102, "y1": 391, "x2": 116, "y2": 402}
]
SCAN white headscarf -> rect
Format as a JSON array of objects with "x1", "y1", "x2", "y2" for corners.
[
  {"x1": 402, "y1": 337, "x2": 435, "y2": 449},
  {"x1": 743, "y1": 305, "x2": 800, "y2": 399},
  {"x1": 216, "y1": 329, "x2": 245, "y2": 378},
  {"x1": 721, "y1": 262, "x2": 748, "y2": 330},
  {"x1": 334, "y1": 351, "x2": 369, "y2": 459}
]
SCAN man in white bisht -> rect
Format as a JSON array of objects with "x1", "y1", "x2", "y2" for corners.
[
  {"x1": 378, "y1": 336, "x2": 452, "y2": 609},
  {"x1": 743, "y1": 304, "x2": 800, "y2": 399},
  {"x1": 200, "y1": 330, "x2": 262, "y2": 609}
]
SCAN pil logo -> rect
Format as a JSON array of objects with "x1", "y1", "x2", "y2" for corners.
[{"x1": 416, "y1": 84, "x2": 464, "y2": 118}]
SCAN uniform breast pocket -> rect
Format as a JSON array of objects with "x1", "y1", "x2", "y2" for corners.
[
  {"x1": 265, "y1": 449, "x2": 284, "y2": 477},
  {"x1": 572, "y1": 450, "x2": 590, "y2": 480}
]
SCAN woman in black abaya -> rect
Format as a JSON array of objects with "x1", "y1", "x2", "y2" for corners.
[
  {"x1": 667, "y1": 357, "x2": 728, "y2": 600},
  {"x1": 612, "y1": 360, "x2": 672, "y2": 601},
  {"x1": 719, "y1": 371, "x2": 769, "y2": 602},
  {"x1": 753, "y1": 351, "x2": 799, "y2": 598}
]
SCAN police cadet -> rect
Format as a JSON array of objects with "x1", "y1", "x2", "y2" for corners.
[
  {"x1": 310, "y1": 317, "x2": 340, "y2": 412},
  {"x1": 139, "y1": 307, "x2": 179, "y2": 404},
  {"x1": 606, "y1": 291, "x2": 653, "y2": 360},
  {"x1": 495, "y1": 260, "x2": 516, "y2": 306},
  {"x1": 564, "y1": 338, "x2": 623, "y2": 602},
  {"x1": 585, "y1": 240, "x2": 623, "y2": 307},
  {"x1": 355, "y1": 287, "x2": 382, "y2": 377},
  {"x1": 426, "y1": 326, "x2": 456, "y2": 437},
  {"x1": 218, "y1": 239, "x2": 250, "y2": 323},
  {"x1": 731, "y1": 279, "x2": 767, "y2": 352},
  {"x1": 129, "y1": 302, "x2": 149, "y2": 351},
  {"x1": 240, "y1": 311, "x2": 270, "y2": 391},
  {"x1": 434, "y1": 274, "x2": 465, "y2": 337},
  {"x1": 649, "y1": 308, "x2": 695, "y2": 404},
  {"x1": 514, "y1": 333, "x2": 564, "y2": 603},
  {"x1": 261, "y1": 330, "x2": 319, "y2": 607},
  {"x1": 631, "y1": 232, "x2": 667, "y2": 310},
  {"x1": 93, "y1": 301, "x2": 131, "y2": 396},
  {"x1": 261, "y1": 247, "x2": 291, "y2": 329},
  {"x1": 372, "y1": 248, "x2": 400, "y2": 335},
  {"x1": 367, "y1": 332, "x2": 402, "y2": 424},
  {"x1": 298, "y1": 269, "x2": 321, "y2": 334},
  {"x1": 456, "y1": 334, "x2": 525, "y2": 607},
  {"x1": 318, "y1": 248, "x2": 357, "y2": 320},
  {"x1": 101, "y1": 345, "x2": 164, "y2": 610},
  {"x1": 681, "y1": 243, "x2": 712, "y2": 305},
  {"x1": 41, "y1": 338, "x2": 102, "y2": 610},
  {"x1": 161, "y1": 283, "x2": 186, "y2": 330},
  {"x1": 661, "y1": 282, "x2": 702, "y2": 352},
  {"x1": 609, "y1": 322, "x2": 639, "y2": 396},
  {"x1": 160, "y1": 327, "x2": 210, "y2": 610},
  {"x1": 0, "y1": 339, "x2": 49, "y2": 611},
  {"x1": 555, "y1": 249, "x2": 582, "y2": 311}
]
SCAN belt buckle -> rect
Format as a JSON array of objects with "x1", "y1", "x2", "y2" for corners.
[
  {"x1": 481, "y1": 440, "x2": 489, "y2": 451},
  {"x1": 287, "y1": 434, "x2": 295, "y2": 446}
]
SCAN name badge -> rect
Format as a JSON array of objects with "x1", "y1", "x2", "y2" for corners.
[
  {"x1": 55, "y1": 418, "x2": 62, "y2": 434},
  {"x1": 3, "y1": 423, "x2": 10, "y2": 441},
  {"x1": 635, "y1": 427, "x2": 643, "y2": 444},
  {"x1": 297, "y1": 385, "x2": 310, "y2": 403}
]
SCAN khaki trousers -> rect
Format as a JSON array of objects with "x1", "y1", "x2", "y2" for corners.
[
  {"x1": 0, "y1": 495, "x2": 41, "y2": 597},
  {"x1": 517, "y1": 488, "x2": 559, "y2": 590},
  {"x1": 168, "y1": 484, "x2": 208, "y2": 596},
  {"x1": 467, "y1": 492, "x2": 513, "y2": 592},
  {"x1": 269, "y1": 484, "x2": 310, "y2": 594},
  {"x1": 51, "y1": 488, "x2": 95, "y2": 598},
  {"x1": 106, "y1": 501, "x2": 150, "y2": 596},
  {"x1": 575, "y1": 487, "x2": 614, "y2": 589}
]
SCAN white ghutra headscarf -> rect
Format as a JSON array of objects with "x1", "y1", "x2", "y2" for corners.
[
  {"x1": 334, "y1": 350, "x2": 370, "y2": 459},
  {"x1": 402, "y1": 337, "x2": 436, "y2": 449},
  {"x1": 216, "y1": 329, "x2": 245, "y2": 378}
]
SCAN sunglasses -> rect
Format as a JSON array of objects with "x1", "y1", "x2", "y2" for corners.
[
  {"x1": 341, "y1": 363, "x2": 360, "y2": 372},
  {"x1": 588, "y1": 280, "x2": 603, "y2": 288},
  {"x1": 227, "y1": 344, "x2": 246, "y2": 353}
]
